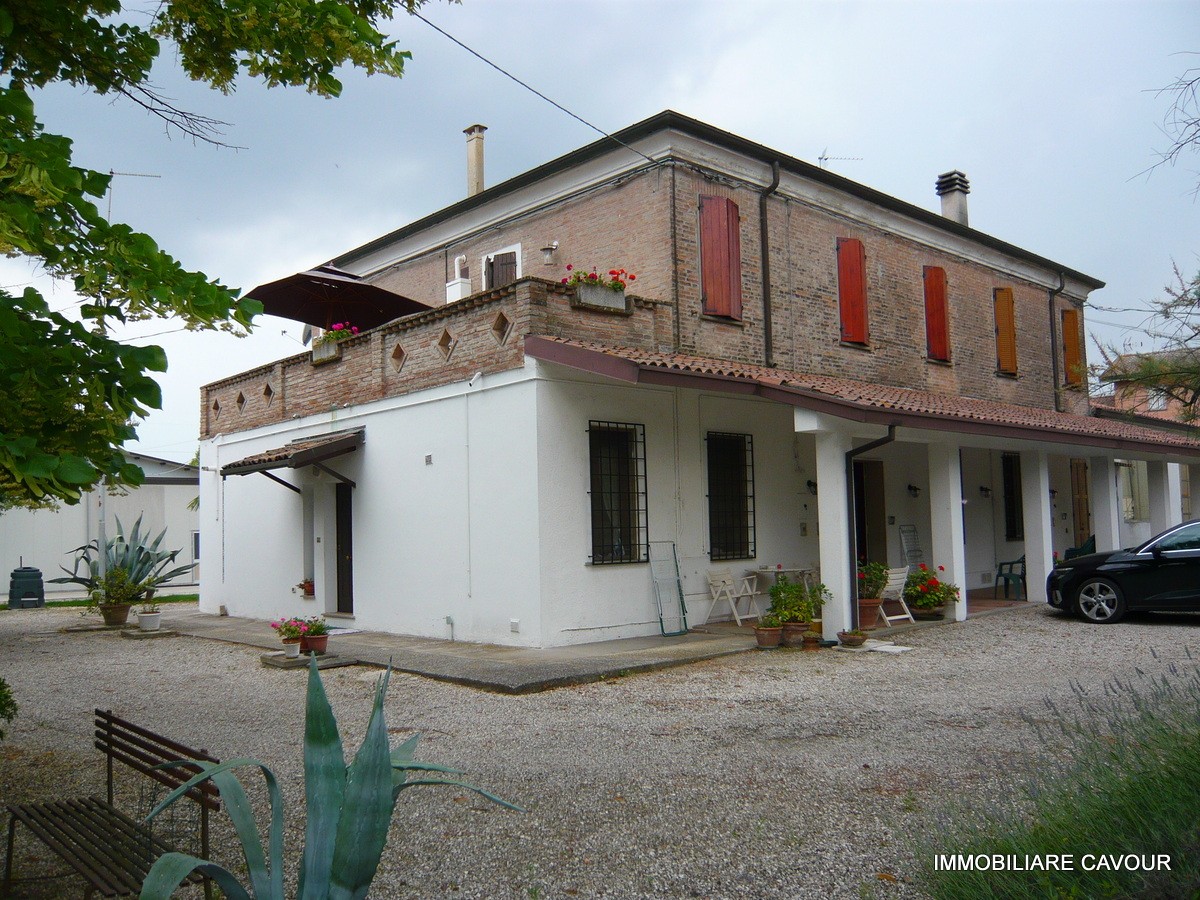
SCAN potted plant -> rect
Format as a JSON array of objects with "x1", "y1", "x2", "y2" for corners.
[
  {"x1": 50, "y1": 514, "x2": 194, "y2": 622},
  {"x1": 754, "y1": 612, "x2": 784, "y2": 648},
  {"x1": 905, "y1": 564, "x2": 961, "y2": 619},
  {"x1": 800, "y1": 630, "x2": 822, "y2": 652},
  {"x1": 562, "y1": 264, "x2": 636, "y2": 309},
  {"x1": 837, "y1": 628, "x2": 868, "y2": 648},
  {"x1": 88, "y1": 567, "x2": 145, "y2": 627},
  {"x1": 300, "y1": 616, "x2": 329, "y2": 654},
  {"x1": 856, "y1": 560, "x2": 888, "y2": 627},
  {"x1": 312, "y1": 321, "x2": 359, "y2": 363},
  {"x1": 297, "y1": 578, "x2": 315, "y2": 597},
  {"x1": 271, "y1": 617, "x2": 306, "y2": 657},
  {"x1": 768, "y1": 576, "x2": 811, "y2": 646},
  {"x1": 137, "y1": 593, "x2": 162, "y2": 632},
  {"x1": 806, "y1": 582, "x2": 831, "y2": 637}
]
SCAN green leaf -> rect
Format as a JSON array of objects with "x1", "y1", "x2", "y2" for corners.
[
  {"x1": 140, "y1": 854, "x2": 253, "y2": 900},
  {"x1": 298, "y1": 654, "x2": 347, "y2": 899}
]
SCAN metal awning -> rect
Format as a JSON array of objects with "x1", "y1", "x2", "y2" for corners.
[{"x1": 220, "y1": 428, "x2": 365, "y2": 489}]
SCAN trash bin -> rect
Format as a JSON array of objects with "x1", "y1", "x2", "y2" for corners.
[{"x1": 8, "y1": 567, "x2": 46, "y2": 608}]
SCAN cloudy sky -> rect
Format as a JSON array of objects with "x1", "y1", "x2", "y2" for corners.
[{"x1": 7, "y1": 0, "x2": 1198, "y2": 462}]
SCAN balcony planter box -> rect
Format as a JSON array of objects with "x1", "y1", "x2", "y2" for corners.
[
  {"x1": 575, "y1": 283, "x2": 627, "y2": 312},
  {"x1": 312, "y1": 341, "x2": 342, "y2": 365}
]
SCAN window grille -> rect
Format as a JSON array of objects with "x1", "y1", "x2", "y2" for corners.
[
  {"x1": 588, "y1": 422, "x2": 648, "y2": 564},
  {"x1": 1002, "y1": 452, "x2": 1023, "y2": 541},
  {"x1": 706, "y1": 432, "x2": 755, "y2": 560}
]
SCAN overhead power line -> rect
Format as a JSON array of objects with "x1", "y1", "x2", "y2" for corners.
[{"x1": 410, "y1": 11, "x2": 657, "y2": 166}]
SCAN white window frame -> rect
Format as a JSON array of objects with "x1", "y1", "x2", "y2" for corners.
[{"x1": 481, "y1": 243, "x2": 522, "y2": 290}]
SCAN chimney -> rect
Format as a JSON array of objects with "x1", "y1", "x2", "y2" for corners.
[
  {"x1": 935, "y1": 170, "x2": 970, "y2": 226},
  {"x1": 464, "y1": 124, "x2": 487, "y2": 197}
]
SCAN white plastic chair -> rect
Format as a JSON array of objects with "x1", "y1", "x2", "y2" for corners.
[
  {"x1": 705, "y1": 570, "x2": 760, "y2": 625},
  {"x1": 875, "y1": 566, "x2": 916, "y2": 627}
]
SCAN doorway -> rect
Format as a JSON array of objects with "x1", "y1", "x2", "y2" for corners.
[
  {"x1": 335, "y1": 483, "x2": 354, "y2": 614},
  {"x1": 1070, "y1": 459, "x2": 1091, "y2": 547},
  {"x1": 854, "y1": 460, "x2": 888, "y2": 563}
]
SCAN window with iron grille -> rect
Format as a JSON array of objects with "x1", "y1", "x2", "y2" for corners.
[
  {"x1": 707, "y1": 432, "x2": 755, "y2": 560},
  {"x1": 588, "y1": 422, "x2": 648, "y2": 564},
  {"x1": 1002, "y1": 452, "x2": 1024, "y2": 541}
]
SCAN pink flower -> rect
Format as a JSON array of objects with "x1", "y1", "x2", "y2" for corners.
[
  {"x1": 350, "y1": 326, "x2": 359, "y2": 334},
  {"x1": 937, "y1": 565, "x2": 945, "y2": 571},
  {"x1": 565, "y1": 264, "x2": 574, "y2": 271},
  {"x1": 587, "y1": 272, "x2": 598, "y2": 280},
  {"x1": 561, "y1": 278, "x2": 569, "y2": 284},
  {"x1": 332, "y1": 323, "x2": 344, "y2": 331},
  {"x1": 776, "y1": 563, "x2": 783, "y2": 570}
]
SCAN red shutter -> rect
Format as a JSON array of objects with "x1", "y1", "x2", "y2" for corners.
[
  {"x1": 1062, "y1": 307, "x2": 1083, "y2": 385},
  {"x1": 837, "y1": 238, "x2": 868, "y2": 344},
  {"x1": 699, "y1": 196, "x2": 742, "y2": 319},
  {"x1": 923, "y1": 266, "x2": 949, "y2": 361},
  {"x1": 994, "y1": 287, "x2": 1017, "y2": 374}
]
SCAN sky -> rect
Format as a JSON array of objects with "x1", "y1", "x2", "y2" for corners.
[{"x1": 6, "y1": 0, "x2": 1199, "y2": 463}]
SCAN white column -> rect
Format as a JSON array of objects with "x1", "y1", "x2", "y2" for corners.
[
  {"x1": 1147, "y1": 461, "x2": 1183, "y2": 535},
  {"x1": 815, "y1": 431, "x2": 852, "y2": 636},
  {"x1": 1088, "y1": 457, "x2": 1122, "y2": 553},
  {"x1": 928, "y1": 443, "x2": 967, "y2": 622},
  {"x1": 1020, "y1": 448, "x2": 1052, "y2": 605}
]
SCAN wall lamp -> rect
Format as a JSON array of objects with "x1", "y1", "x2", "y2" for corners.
[
  {"x1": 979, "y1": 486, "x2": 992, "y2": 499},
  {"x1": 806, "y1": 480, "x2": 818, "y2": 496},
  {"x1": 540, "y1": 241, "x2": 559, "y2": 265},
  {"x1": 907, "y1": 484, "x2": 921, "y2": 498}
]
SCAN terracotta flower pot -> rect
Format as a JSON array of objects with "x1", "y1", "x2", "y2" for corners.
[
  {"x1": 781, "y1": 621, "x2": 811, "y2": 648},
  {"x1": 838, "y1": 630, "x2": 868, "y2": 648},
  {"x1": 754, "y1": 626, "x2": 783, "y2": 649},
  {"x1": 857, "y1": 598, "x2": 884, "y2": 629},
  {"x1": 99, "y1": 604, "x2": 131, "y2": 627},
  {"x1": 800, "y1": 633, "x2": 822, "y2": 652},
  {"x1": 300, "y1": 634, "x2": 329, "y2": 654}
]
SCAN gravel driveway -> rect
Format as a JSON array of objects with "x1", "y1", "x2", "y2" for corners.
[{"x1": 1, "y1": 603, "x2": 1196, "y2": 899}]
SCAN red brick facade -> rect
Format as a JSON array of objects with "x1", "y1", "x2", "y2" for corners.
[{"x1": 203, "y1": 134, "x2": 1097, "y2": 437}]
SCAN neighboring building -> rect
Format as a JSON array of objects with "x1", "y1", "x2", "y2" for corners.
[
  {"x1": 200, "y1": 111, "x2": 1200, "y2": 647},
  {"x1": 1, "y1": 452, "x2": 200, "y2": 598},
  {"x1": 1094, "y1": 350, "x2": 1200, "y2": 546}
]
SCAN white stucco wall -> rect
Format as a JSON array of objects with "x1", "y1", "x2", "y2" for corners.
[
  {"x1": 202, "y1": 371, "x2": 542, "y2": 646},
  {"x1": 1, "y1": 473, "x2": 198, "y2": 598}
]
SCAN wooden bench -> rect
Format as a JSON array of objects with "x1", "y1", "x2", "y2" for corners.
[{"x1": 3, "y1": 710, "x2": 220, "y2": 898}]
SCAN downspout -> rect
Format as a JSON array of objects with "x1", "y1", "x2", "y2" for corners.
[
  {"x1": 1048, "y1": 271, "x2": 1066, "y2": 411},
  {"x1": 759, "y1": 161, "x2": 782, "y2": 367},
  {"x1": 845, "y1": 425, "x2": 897, "y2": 628}
]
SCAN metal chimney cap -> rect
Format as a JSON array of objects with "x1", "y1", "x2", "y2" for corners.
[
  {"x1": 463, "y1": 124, "x2": 488, "y2": 136},
  {"x1": 935, "y1": 170, "x2": 970, "y2": 196}
]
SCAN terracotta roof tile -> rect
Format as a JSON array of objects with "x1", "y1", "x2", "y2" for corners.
[{"x1": 527, "y1": 337, "x2": 1200, "y2": 456}]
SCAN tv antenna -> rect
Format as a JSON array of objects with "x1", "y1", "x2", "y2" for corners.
[
  {"x1": 818, "y1": 148, "x2": 863, "y2": 170},
  {"x1": 106, "y1": 169, "x2": 162, "y2": 219}
]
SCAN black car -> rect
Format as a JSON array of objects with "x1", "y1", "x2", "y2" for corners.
[{"x1": 1047, "y1": 520, "x2": 1200, "y2": 623}]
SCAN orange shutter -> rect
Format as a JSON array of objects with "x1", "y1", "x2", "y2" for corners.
[
  {"x1": 1062, "y1": 307, "x2": 1083, "y2": 385},
  {"x1": 837, "y1": 238, "x2": 868, "y2": 344},
  {"x1": 993, "y1": 288, "x2": 1017, "y2": 374},
  {"x1": 699, "y1": 196, "x2": 742, "y2": 319},
  {"x1": 923, "y1": 266, "x2": 949, "y2": 361}
]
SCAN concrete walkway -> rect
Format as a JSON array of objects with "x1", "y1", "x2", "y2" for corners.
[{"x1": 158, "y1": 606, "x2": 759, "y2": 693}]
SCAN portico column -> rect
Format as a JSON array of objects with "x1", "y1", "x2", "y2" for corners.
[
  {"x1": 1020, "y1": 448, "x2": 1052, "y2": 605},
  {"x1": 815, "y1": 431, "x2": 853, "y2": 636},
  {"x1": 1147, "y1": 461, "x2": 1183, "y2": 535},
  {"x1": 928, "y1": 443, "x2": 967, "y2": 622},
  {"x1": 1088, "y1": 457, "x2": 1122, "y2": 553}
]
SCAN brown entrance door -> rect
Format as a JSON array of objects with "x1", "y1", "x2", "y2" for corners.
[
  {"x1": 854, "y1": 460, "x2": 888, "y2": 563},
  {"x1": 335, "y1": 482, "x2": 353, "y2": 614},
  {"x1": 1070, "y1": 459, "x2": 1091, "y2": 547}
]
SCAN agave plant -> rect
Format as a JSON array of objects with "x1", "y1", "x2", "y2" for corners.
[
  {"x1": 139, "y1": 658, "x2": 520, "y2": 899},
  {"x1": 50, "y1": 513, "x2": 193, "y2": 601}
]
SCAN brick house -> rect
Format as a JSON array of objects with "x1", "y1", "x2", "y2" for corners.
[{"x1": 200, "y1": 111, "x2": 1200, "y2": 646}]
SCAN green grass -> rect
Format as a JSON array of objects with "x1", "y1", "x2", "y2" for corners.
[
  {"x1": 915, "y1": 653, "x2": 1200, "y2": 899},
  {"x1": 3, "y1": 593, "x2": 198, "y2": 610}
]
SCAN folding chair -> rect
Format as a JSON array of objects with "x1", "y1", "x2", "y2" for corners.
[
  {"x1": 873, "y1": 566, "x2": 916, "y2": 627},
  {"x1": 705, "y1": 569, "x2": 761, "y2": 625}
]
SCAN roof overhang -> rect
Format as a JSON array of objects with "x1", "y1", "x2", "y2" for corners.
[
  {"x1": 220, "y1": 427, "x2": 365, "y2": 477},
  {"x1": 525, "y1": 336, "x2": 1200, "y2": 461}
]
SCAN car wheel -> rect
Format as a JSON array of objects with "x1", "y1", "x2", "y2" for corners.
[{"x1": 1075, "y1": 577, "x2": 1126, "y2": 624}]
